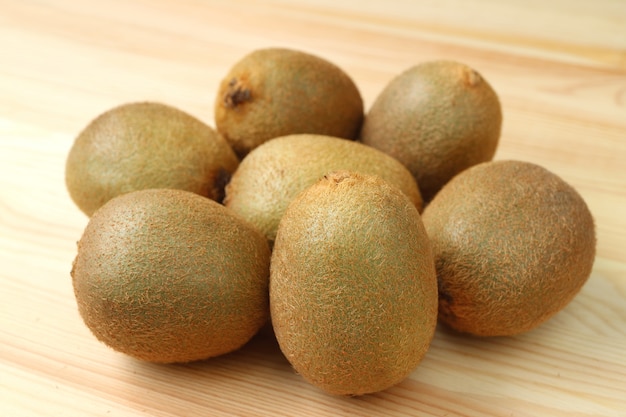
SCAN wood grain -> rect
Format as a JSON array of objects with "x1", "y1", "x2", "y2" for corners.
[{"x1": 1, "y1": 1, "x2": 625, "y2": 416}]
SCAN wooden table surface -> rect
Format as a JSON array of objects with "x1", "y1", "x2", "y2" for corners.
[{"x1": 2, "y1": 1, "x2": 625, "y2": 416}]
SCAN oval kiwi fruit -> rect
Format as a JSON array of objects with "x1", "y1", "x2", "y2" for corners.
[
  {"x1": 224, "y1": 133, "x2": 423, "y2": 243},
  {"x1": 71, "y1": 188, "x2": 271, "y2": 363},
  {"x1": 214, "y1": 47, "x2": 364, "y2": 157},
  {"x1": 421, "y1": 160, "x2": 596, "y2": 336},
  {"x1": 270, "y1": 171, "x2": 438, "y2": 395},
  {"x1": 65, "y1": 101, "x2": 239, "y2": 217},
  {"x1": 360, "y1": 60, "x2": 502, "y2": 201}
]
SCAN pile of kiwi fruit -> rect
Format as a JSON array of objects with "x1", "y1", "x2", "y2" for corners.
[{"x1": 65, "y1": 47, "x2": 596, "y2": 396}]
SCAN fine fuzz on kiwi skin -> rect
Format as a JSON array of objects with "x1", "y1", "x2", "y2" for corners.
[
  {"x1": 422, "y1": 160, "x2": 596, "y2": 337},
  {"x1": 214, "y1": 47, "x2": 364, "y2": 157},
  {"x1": 65, "y1": 101, "x2": 239, "y2": 217},
  {"x1": 224, "y1": 134, "x2": 423, "y2": 243},
  {"x1": 71, "y1": 189, "x2": 271, "y2": 363},
  {"x1": 360, "y1": 60, "x2": 502, "y2": 202},
  {"x1": 270, "y1": 171, "x2": 438, "y2": 396}
]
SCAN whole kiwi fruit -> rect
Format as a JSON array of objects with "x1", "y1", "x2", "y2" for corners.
[
  {"x1": 224, "y1": 133, "x2": 423, "y2": 243},
  {"x1": 214, "y1": 47, "x2": 364, "y2": 157},
  {"x1": 360, "y1": 60, "x2": 502, "y2": 201},
  {"x1": 270, "y1": 171, "x2": 438, "y2": 396},
  {"x1": 65, "y1": 101, "x2": 239, "y2": 217},
  {"x1": 71, "y1": 188, "x2": 271, "y2": 363},
  {"x1": 422, "y1": 160, "x2": 596, "y2": 336}
]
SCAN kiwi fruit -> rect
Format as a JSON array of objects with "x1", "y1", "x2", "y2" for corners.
[
  {"x1": 360, "y1": 60, "x2": 502, "y2": 201},
  {"x1": 421, "y1": 160, "x2": 596, "y2": 336},
  {"x1": 214, "y1": 47, "x2": 364, "y2": 157},
  {"x1": 65, "y1": 101, "x2": 239, "y2": 217},
  {"x1": 224, "y1": 133, "x2": 423, "y2": 243},
  {"x1": 270, "y1": 171, "x2": 438, "y2": 395},
  {"x1": 71, "y1": 188, "x2": 271, "y2": 363}
]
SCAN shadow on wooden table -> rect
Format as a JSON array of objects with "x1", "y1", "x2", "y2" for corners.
[
  {"x1": 113, "y1": 307, "x2": 617, "y2": 416},
  {"x1": 115, "y1": 321, "x2": 452, "y2": 415}
]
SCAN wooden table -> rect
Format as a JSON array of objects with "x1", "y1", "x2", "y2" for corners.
[{"x1": 2, "y1": 1, "x2": 625, "y2": 416}]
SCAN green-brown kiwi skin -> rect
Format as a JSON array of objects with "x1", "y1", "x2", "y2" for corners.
[
  {"x1": 71, "y1": 188, "x2": 271, "y2": 363},
  {"x1": 270, "y1": 171, "x2": 438, "y2": 396},
  {"x1": 224, "y1": 133, "x2": 423, "y2": 243},
  {"x1": 422, "y1": 160, "x2": 596, "y2": 337},
  {"x1": 65, "y1": 101, "x2": 239, "y2": 217},
  {"x1": 214, "y1": 48, "x2": 364, "y2": 158},
  {"x1": 360, "y1": 60, "x2": 502, "y2": 202}
]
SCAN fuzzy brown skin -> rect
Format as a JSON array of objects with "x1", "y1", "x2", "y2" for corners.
[
  {"x1": 224, "y1": 134, "x2": 423, "y2": 243},
  {"x1": 360, "y1": 60, "x2": 502, "y2": 202},
  {"x1": 214, "y1": 48, "x2": 364, "y2": 157},
  {"x1": 71, "y1": 189, "x2": 271, "y2": 363},
  {"x1": 270, "y1": 171, "x2": 438, "y2": 396},
  {"x1": 65, "y1": 102, "x2": 239, "y2": 217},
  {"x1": 422, "y1": 160, "x2": 596, "y2": 336}
]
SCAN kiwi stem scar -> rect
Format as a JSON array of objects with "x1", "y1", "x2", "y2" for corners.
[{"x1": 223, "y1": 78, "x2": 252, "y2": 108}]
